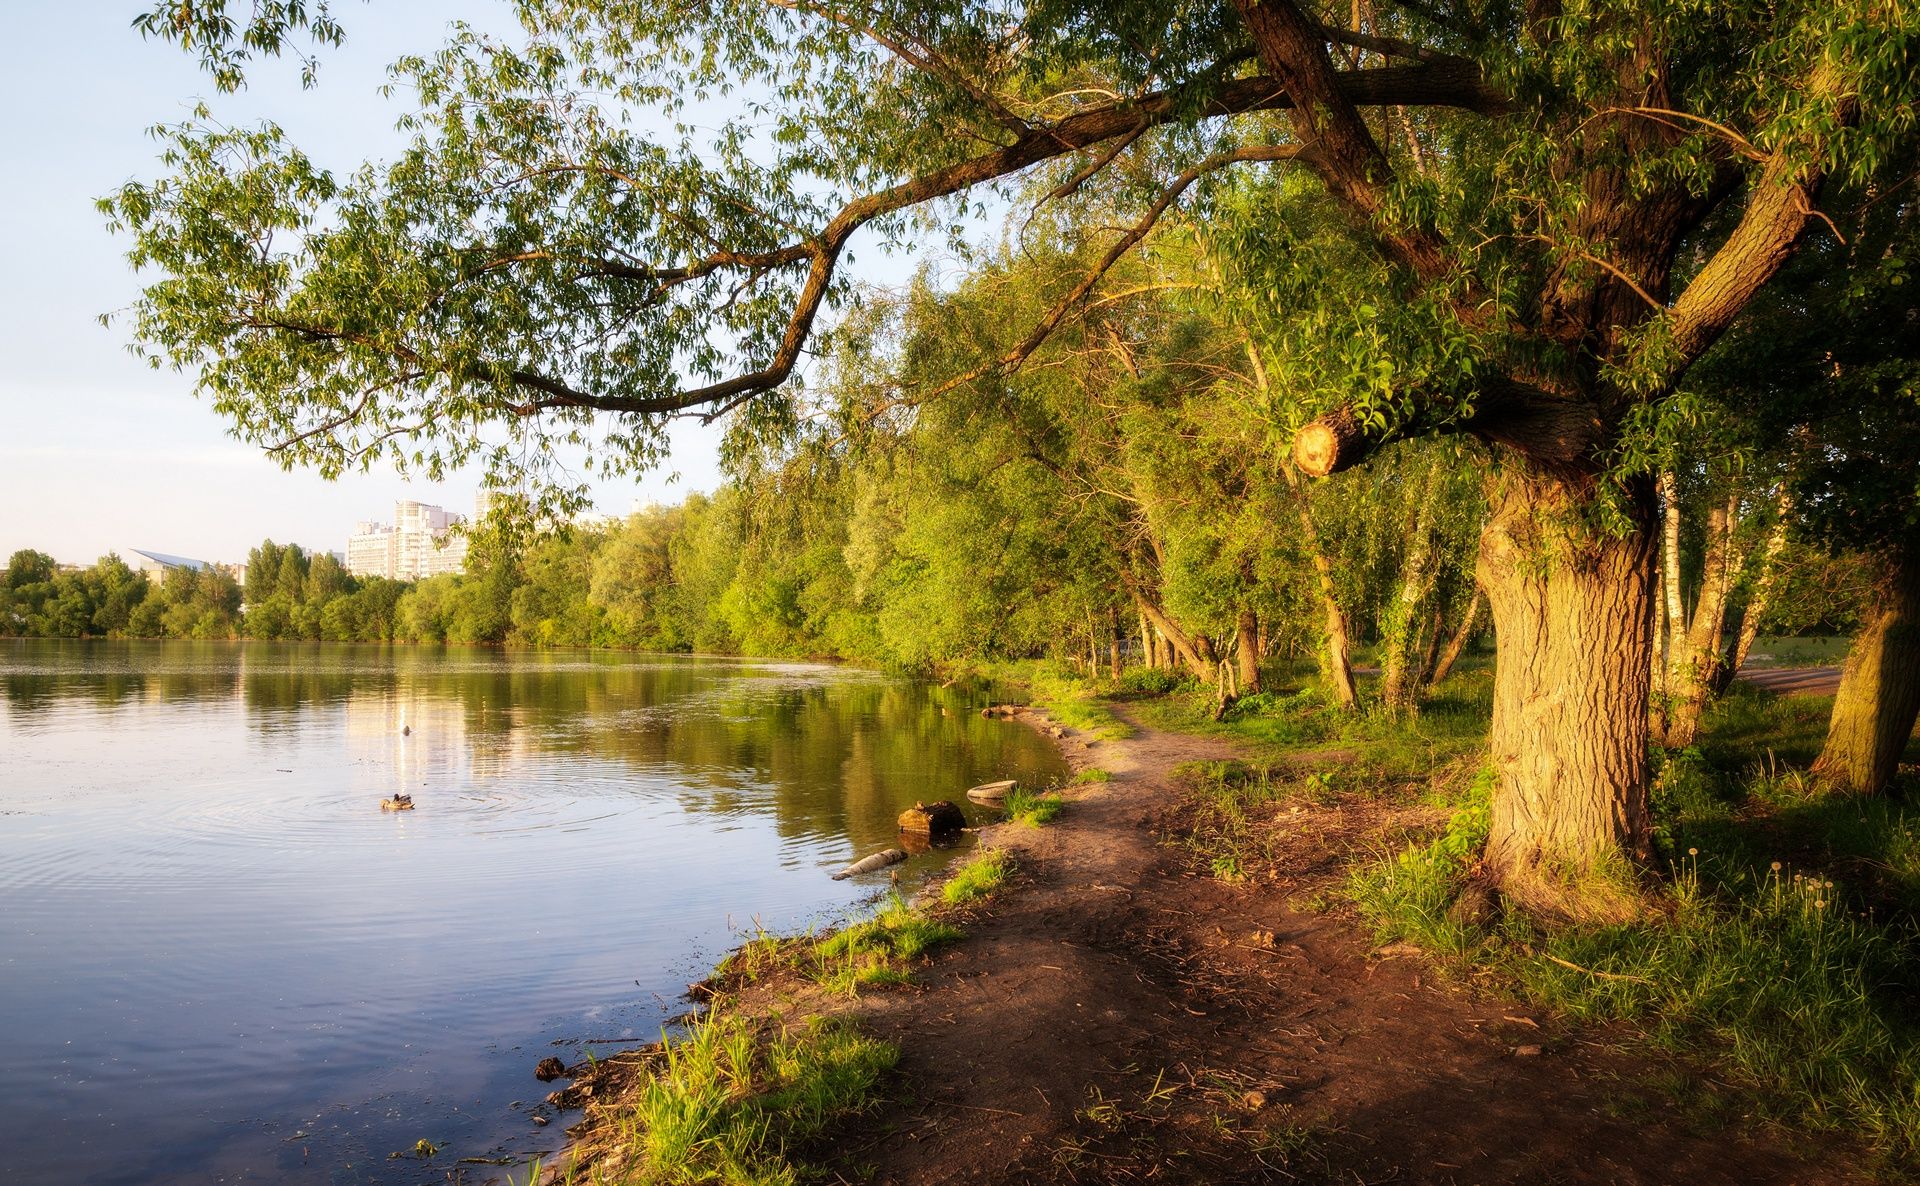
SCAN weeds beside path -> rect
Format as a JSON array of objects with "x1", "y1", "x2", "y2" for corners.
[
  {"x1": 545, "y1": 700, "x2": 1882, "y2": 1185},
  {"x1": 837, "y1": 707, "x2": 1875, "y2": 1185}
]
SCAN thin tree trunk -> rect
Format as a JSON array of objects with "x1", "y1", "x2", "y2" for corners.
[
  {"x1": 1235, "y1": 607, "x2": 1262, "y2": 694},
  {"x1": 1381, "y1": 517, "x2": 1439, "y2": 715},
  {"x1": 1414, "y1": 605, "x2": 1445, "y2": 686},
  {"x1": 1428, "y1": 587, "x2": 1481, "y2": 688},
  {"x1": 1139, "y1": 608, "x2": 1156, "y2": 670},
  {"x1": 1712, "y1": 486, "x2": 1793, "y2": 694},
  {"x1": 1661, "y1": 472, "x2": 1685, "y2": 643},
  {"x1": 1479, "y1": 472, "x2": 1655, "y2": 922},
  {"x1": 1651, "y1": 549, "x2": 1669, "y2": 710},
  {"x1": 1281, "y1": 463, "x2": 1357, "y2": 710},
  {"x1": 1813, "y1": 548, "x2": 1920, "y2": 794},
  {"x1": 1663, "y1": 495, "x2": 1741, "y2": 748},
  {"x1": 1130, "y1": 587, "x2": 1216, "y2": 681},
  {"x1": 1109, "y1": 609, "x2": 1123, "y2": 680}
]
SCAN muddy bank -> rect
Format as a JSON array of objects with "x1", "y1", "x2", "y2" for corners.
[{"x1": 534, "y1": 708, "x2": 1871, "y2": 1185}]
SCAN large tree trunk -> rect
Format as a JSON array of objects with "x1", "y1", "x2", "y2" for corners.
[
  {"x1": 1812, "y1": 548, "x2": 1920, "y2": 794},
  {"x1": 1281, "y1": 463, "x2": 1358, "y2": 710},
  {"x1": 1235, "y1": 607, "x2": 1262, "y2": 694},
  {"x1": 1479, "y1": 472, "x2": 1656, "y2": 922}
]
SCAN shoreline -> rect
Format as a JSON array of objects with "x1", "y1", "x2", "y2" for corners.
[
  {"x1": 526, "y1": 698, "x2": 1880, "y2": 1185},
  {"x1": 528, "y1": 702, "x2": 1091, "y2": 1184}
]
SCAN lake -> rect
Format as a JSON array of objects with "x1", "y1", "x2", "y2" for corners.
[{"x1": 0, "y1": 640, "x2": 1063, "y2": 1184}]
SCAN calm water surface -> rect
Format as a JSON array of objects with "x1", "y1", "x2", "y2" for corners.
[{"x1": 0, "y1": 640, "x2": 1063, "y2": 1184}]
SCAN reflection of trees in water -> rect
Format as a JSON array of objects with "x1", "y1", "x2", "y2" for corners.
[
  {"x1": 350, "y1": 658, "x2": 1062, "y2": 844},
  {"x1": 2, "y1": 672, "x2": 59, "y2": 715},
  {"x1": 2, "y1": 639, "x2": 242, "y2": 716},
  {"x1": 242, "y1": 644, "x2": 386, "y2": 730},
  {"x1": 4, "y1": 642, "x2": 1063, "y2": 844}
]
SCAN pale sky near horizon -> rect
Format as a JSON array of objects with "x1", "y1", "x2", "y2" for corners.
[{"x1": 0, "y1": 2, "x2": 874, "y2": 567}]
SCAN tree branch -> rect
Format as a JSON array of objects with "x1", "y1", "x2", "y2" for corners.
[
  {"x1": 1663, "y1": 65, "x2": 1857, "y2": 378},
  {"x1": 1291, "y1": 375, "x2": 1606, "y2": 477},
  {"x1": 1235, "y1": 0, "x2": 1460, "y2": 281}
]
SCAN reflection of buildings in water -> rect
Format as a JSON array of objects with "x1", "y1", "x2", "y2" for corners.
[{"x1": 344, "y1": 690, "x2": 474, "y2": 792}]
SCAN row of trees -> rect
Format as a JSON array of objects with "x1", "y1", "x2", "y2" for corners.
[
  {"x1": 109, "y1": 0, "x2": 1920, "y2": 919},
  {"x1": 2, "y1": 550, "x2": 240, "y2": 639},
  {"x1": 0, "y1": 543, "x2": 398, "y2": 642}
]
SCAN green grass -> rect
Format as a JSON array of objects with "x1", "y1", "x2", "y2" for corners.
[
  {"x1": 972, "y1": 660, "x2": 1135, "y2": 739},
  {"x1": 941, "y1": 848, "x2": 1013, "y2": 905},
  {"x1": 1073, "y1": 768, "x2": 1113, "y2": 784},
  {"x1": 812, "y1": 895, "x2": 964, "y2": 995},
  {"x1": 1344, "y1": 686, "x2": 1920, "y2": 1162},
  {"x1": 571, "y1": 1012, "x2": 898, "y2": 1185},
  {"x1": 1004, "y1": 787, "x2": 1063, "y2": 827},
  {"x1": 707, "y1": 895, "x2": 966, "y2": 999}
]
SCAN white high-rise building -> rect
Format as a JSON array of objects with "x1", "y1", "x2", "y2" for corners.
[{"x1": 345, "y1": 500, "x2": 472, "y2": 580}]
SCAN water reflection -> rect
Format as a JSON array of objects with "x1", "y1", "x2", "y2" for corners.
[{"x1": 0, "y1": 639, "x2": 1062, "y2": 1186}]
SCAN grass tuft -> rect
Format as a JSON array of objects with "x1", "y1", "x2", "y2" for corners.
[
  {"x1": 1005, "y1": 788, "x2": 1064, "y2": 827},
  {"x1": 812, "y1": 895, "x2": 963, "y2": 995},
  {"x1": 941, "y1": 848, "x2": 1013, "y2": 905},
  {"x1": 607, "y1": 1012, "x2": 898, "y2": 1185},
  {"x1": 1028, "y1": 665, "x2": 1135, "y2": 739}
]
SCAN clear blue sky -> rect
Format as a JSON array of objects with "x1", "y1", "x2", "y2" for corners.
[{"x1": 0, "y1": 2, "x2": 734, "y2": 566}]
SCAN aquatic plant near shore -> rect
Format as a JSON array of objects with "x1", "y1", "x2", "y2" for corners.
[{"x1": 557, "y1": 1012, "x2": 898, "y2": 1185}]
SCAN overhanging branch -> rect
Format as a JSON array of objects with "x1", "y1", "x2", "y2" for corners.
[{"x1": 1291, "y1": 375, "x2": 1607, "y2": 477}]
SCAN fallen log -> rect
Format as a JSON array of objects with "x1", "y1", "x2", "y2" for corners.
[
  {"x1": 965, "y1": 779, "x2": 1019, "y2": 804},
  {"x1": 831, "y1": 848, "x2": 908, "y2": 880}
]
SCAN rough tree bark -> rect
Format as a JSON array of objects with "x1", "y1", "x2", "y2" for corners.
[
  {"x1": 1812, "y1": 548, "x2": 1920, "y2": 794},
  {"x1": 1478, "y1": 473, "x2": 1656, "y2": 922}
]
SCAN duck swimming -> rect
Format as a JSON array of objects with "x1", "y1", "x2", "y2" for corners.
[{"x1": 381, "y1": 793, "x2": 415, "y2": 812}]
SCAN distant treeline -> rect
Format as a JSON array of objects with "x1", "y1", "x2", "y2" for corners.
[{"x1": 4, "y1": 457, "x2": 1869, "y2": 670}]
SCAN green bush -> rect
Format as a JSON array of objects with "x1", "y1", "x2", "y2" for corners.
[{"x1": 1117, "y1": 667, "x2": 1186, "y2": 694}]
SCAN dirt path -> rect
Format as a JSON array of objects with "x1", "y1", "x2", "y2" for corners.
[
  {"x1": 834, "y1": 709, "x2": 1871, "y2": 1185},
  {"x1": 1738, "y1": 666, "x2": 1843, "y2": 696}
]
